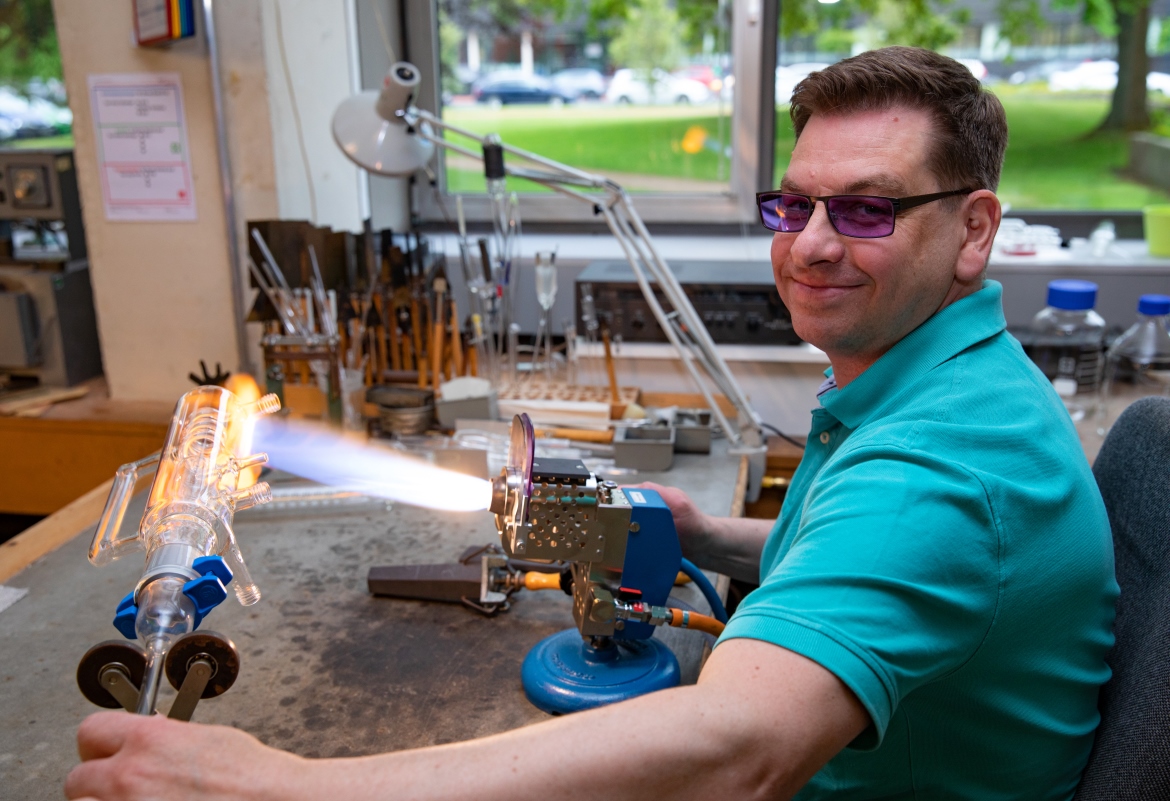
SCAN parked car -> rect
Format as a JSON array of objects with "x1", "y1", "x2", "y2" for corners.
[
  {"x1": 673, "y1": 64, "x2": 725, "y2": 92},
  {"x1": 550, "y1": 68, "x2": 606, "y2": 100},
  {"x1": 775, "y1": 62, "x2": 830, "y2": 104},
  {"x1": 1147, "y1": 71, "x2": 1170, "y2": 96},
  {"x1": 0, "y1": 87, "x2": 64, "y2": 139},
  {"x1": 604, "y1": 68, "x2": 711, "y2": 105},
  {"x1": 1049, "y1": 60, "x2": 1118, "y2": 92},
  {"x1": 1007, "y1": 59, "x2": 1081, "y2": 86},
  {"x1": 471, "y1": 72, "x2": 572, "y2": 106},
  {"x1": 25, "y1": 77, "x2": 67, "y2": 106}
]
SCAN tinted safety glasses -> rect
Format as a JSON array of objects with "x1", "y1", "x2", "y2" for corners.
[{"x1": 756, "y1": 188, "x2": 974, "y2": 239}]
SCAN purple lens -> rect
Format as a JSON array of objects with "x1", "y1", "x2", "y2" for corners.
[
  {"x1": 826, "y1": 196, "x2": 895, "y2": 238},
  {"x1": 760, "y1": 194, "x2": 811, "y2": 232}
]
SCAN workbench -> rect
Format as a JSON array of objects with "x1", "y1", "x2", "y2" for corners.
[{"x1": 0, "y1": 443, "x2": 745, "y2": 798}]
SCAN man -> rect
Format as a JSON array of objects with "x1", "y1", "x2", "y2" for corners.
[{"x1": 65, "y1": 47, "x2": 1116, "y2": 800}]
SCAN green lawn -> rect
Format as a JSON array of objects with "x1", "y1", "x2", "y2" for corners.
[
  {"x1": 994, "y1": 94, "x2": 1170, "y2": 209},
  {"x1": 445, "y1": 94, "x2": 1170, "y2": 209},
  {"x1": 443, "y1": 104, "x2": 734, "y2": 194},
  {"x1": 1, "y1": 134, "x2": 74, "y2": 150}
]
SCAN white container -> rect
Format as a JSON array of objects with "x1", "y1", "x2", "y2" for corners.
[
  {"x1": 1031, "y1": 280, "x2": 1106, "y2": 422},
  {"x1": 1096, "y1": 294, "x2": 1170, "y2": 435}
]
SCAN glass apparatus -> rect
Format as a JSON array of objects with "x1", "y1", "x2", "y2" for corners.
[
  {"x1": 1031, "y1": 280, "x2": 1106, "y2": 422},
  {"x1": 533, "y1": 250, "x2": 558, "y2": 377},
  {"x1": 1096, "y1": 294, "x2": 1170, "y2": 435},
  {"x1": 87, "y1": 385, "x2": 280, "y2": 714}
]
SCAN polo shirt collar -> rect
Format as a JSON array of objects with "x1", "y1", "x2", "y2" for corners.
[{"x1": 819, "y1": 280, "x2": 1007, "y2": 428}]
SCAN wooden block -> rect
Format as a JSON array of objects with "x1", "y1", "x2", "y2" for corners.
[
  {"x1": 281, "y1": 383, "x2": 328, "y2": 420},
  {"x1": 0, "y1": 417, "x2": 166, "y2": 515},
  {"x1": 0, "y1": 386, "x2": 89, "y2": 416}
]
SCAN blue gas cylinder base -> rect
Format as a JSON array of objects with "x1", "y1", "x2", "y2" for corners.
[{"x1": 521, "y1": 628, "x2": 680, "y2": 715}]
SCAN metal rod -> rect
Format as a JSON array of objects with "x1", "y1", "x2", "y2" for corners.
[
  {"x1": 167, "y1": 659, "x2": 214, "y2": 722},
  {"x1": 622, "y1": 198, "x2": 760, "y2": 430},
  {"x1": 599, "y1": 205, "x2": 738, "y2": 443},
  {"x1": 136, "y1": 648, "x2": 166, "y2": 715},
  {"x1": 414, "y1": 109, "x2": 604, "y2": 186},
  {"x1": 202, "y1": 0, "x2": 251, "y2": 375}
]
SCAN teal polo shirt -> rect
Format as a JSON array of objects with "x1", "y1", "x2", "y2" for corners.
[{"x1": 720, "y1": 281, "x2": 1117, "y2": 799}]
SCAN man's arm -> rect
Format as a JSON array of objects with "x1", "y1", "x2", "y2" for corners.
[
  {"x1": 65, "y1": 639, "x2": 868, "y2": 801},
  {"x1": 637, "y1": 482, "x2": 773, "y2": 583}
]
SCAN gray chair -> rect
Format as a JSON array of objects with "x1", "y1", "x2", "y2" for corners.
[{"x1": 1075, "y1": 397, "x2": 1170, "y2": 800}]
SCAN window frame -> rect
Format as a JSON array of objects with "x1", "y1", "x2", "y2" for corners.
[{"x1": 400, "y1": 0, "x2": 778, "y2": 227}]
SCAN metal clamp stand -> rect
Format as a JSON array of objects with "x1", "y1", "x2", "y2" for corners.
[{"x1": 262, "y1": 333, "x2": 344, "y2": 425}]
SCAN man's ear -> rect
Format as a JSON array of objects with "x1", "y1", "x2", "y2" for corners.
[{"x1": 956, "y1": 190, "x2": 1001, "y2": 282}]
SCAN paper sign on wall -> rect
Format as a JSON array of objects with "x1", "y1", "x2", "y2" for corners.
[{"x1": 88, "y1": 73, "x2": 197, "y2": 222}]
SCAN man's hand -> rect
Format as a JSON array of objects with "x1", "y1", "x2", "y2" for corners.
[
  {"x1": 631, "y1": 482, "x2": 710, "y2": 560},
  {"x1": 631, "y1": 482, "x2": 773, "y2": 583},
  {"x1": 65, "y1": 711, "x2": 302, "y2": 801}
]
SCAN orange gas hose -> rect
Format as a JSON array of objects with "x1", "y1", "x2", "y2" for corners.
[{"x1": 668, "y1": 607, "x2": 725, "y2": 637}]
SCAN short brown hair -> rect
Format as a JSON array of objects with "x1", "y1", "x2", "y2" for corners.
[{"x1": 790, "y1": 46, "x2": 1008, "y2": 192}]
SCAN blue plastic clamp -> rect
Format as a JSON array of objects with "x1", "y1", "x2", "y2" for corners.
[
  {"x1": 112, "y1": 591, "x2": 138, "y2": 639},
  {"x1": 182, "y1": 555, "x2": 235, "y2": 629}
]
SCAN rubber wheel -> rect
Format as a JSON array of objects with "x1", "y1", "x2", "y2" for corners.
[
  {"x1": 77, "y1": 640, "x2": 146, "y2": 709},
  {"x1": 164, "y1": 631, "x2": 240, "y2": 699}
]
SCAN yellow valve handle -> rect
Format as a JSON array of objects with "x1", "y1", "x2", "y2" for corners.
[{"x1": 523, "y1": 571, "x2": 563, "y2": 591}]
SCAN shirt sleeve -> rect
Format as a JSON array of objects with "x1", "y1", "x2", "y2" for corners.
[{"x1": 718, "y1": 444, "x2": 1003, "y2": 749}]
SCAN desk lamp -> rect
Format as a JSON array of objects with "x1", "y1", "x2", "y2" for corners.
[{"x1": 331, "y1": 63, "x2": 766, "y2": 498}]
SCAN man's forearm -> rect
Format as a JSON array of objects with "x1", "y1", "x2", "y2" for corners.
[
  {"x1": 307, "y1": 684, "x2": 767, "y2": 801},
  {"x1": 288, "y1": 641, "x2": 861, "y2": 801},
  {"x1": 688, "y1": 515, "x2": 773, "y2": 583}
]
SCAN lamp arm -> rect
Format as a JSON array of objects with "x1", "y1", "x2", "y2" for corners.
[
  {"x1": 405, "y1": 105, "x2": 766, "y2": 494},
  {"x1": 412, "y1": 108, "x2": 616, "y2": 191},
  {"x1": 598, "y1": 203, "x2": 741, "y2": 444},
  {"x1": 621, "y1": 196, "x2": 763, "y2": 433}
]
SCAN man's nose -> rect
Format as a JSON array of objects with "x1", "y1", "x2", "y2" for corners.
[{"x1": 789, "y1": 202, "x2": 846, "y2": 267}]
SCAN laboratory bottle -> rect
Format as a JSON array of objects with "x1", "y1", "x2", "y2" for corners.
[
  {"x1": 1095, "y1": 294, "x2": 1170, "y2": 435},
  {"x1": 1030, "y1": 279, "x2": 1106, "y2": 422}
]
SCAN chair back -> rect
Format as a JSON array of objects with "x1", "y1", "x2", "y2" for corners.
[{"x1": 1075, "y1": 397, "x2": 1170, "y2": 800}]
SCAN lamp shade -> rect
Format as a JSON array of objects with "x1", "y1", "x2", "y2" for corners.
[{"x1": 331, "y1": 63, "x2": 435, "y2": 176}]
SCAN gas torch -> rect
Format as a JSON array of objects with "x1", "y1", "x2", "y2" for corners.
[{"x1": 370, "y1": 414, "x2": 728, "y2": 715}]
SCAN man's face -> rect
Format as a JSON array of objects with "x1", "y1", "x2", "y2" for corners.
[{"x1": 772, "y1": 107, "x2": 971, "y2": 379}]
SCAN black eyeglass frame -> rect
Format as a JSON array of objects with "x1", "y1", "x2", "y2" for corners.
[{"x1": 755, "y1": 188, "x2": 976, "y2": 238}]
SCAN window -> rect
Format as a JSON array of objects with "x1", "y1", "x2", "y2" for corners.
[
  {"x1": 402, "y1": 0, "x2": 776, "y2": 226},
  {"x1": 773, "y1": 1, "x2": 1170, "y2": 211}
]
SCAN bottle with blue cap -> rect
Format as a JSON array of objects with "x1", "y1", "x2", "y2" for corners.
[
  {"x1": 1031, "y1": 279, "x2": 1106, "y2": 421},
  {"x1": 1095, "y1": 293, "x2": 1170, "y2": 435}
]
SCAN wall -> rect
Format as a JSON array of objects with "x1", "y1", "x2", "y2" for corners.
[
  {"x1": 53, "y1": 0, "x2": 243, "y2": 401},
  {"x1": 260, "y1": 0, "x2": 368, "y2": 231},
  {"x1": 51, "y1": 0, "x2": 382, "y2": 401}
]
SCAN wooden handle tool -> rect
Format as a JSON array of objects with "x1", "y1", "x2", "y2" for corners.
[{"x1": 602, "y1": 329, "x2": 619, "y2": 403}]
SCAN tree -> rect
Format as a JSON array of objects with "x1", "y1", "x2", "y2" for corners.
[
  {"x1": 1100, "y1": 0, "x2": 1151, "y2": 131},
  {"x1": 780, "y1": 0, "x2": 968, "y2": 51},
  {"x1": 0, "y1": 0, "x2": 61, "y2": 85},
  {"x1": 608, "y1": 0, "x2": 686, "y2": 77},
  {"x1": 1000, "y1": 0, "x2": 1153, "y2": 132}
]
